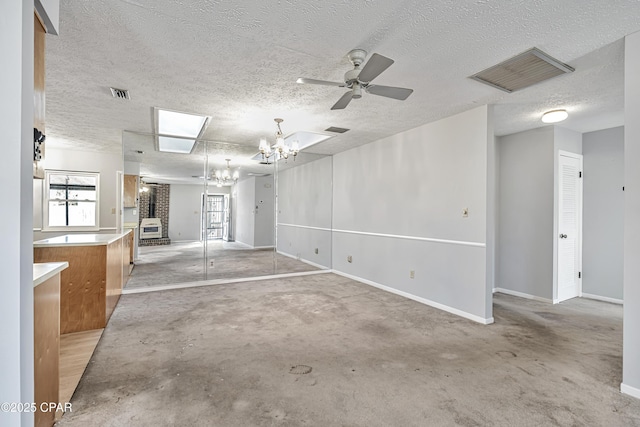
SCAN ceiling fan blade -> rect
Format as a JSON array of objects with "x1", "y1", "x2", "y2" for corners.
[
  {"x1": 357, "y1": 53, "x2": 394, "y2": 83},
  {"x1": 331, "y1": 91, "x2": 354, "y2": 110},
  {"x1": 366, "y1": 84, "x2": 413, "y2": 100},
  {"x1": 297, "y1": 77, "x2": 345, "y2": 87}
]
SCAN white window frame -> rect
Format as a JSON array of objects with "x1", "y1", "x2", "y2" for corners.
[{"x1": 43, "y1": 170, "x2": 100, "y2": 232}]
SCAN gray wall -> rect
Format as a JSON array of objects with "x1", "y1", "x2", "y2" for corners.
[
  {"x1": 235, "y1": 177, "x2": 256, "y2": 247},
  {"x1": 33, "y1": 147, "x2": 123, "y2": 240},
  {"x1": 1, "y1": 2, "x2": 35, "y2": 425},
  {"x1": 233, "y1": 176, "x2": 274, "y2": 248},
  {"x1": 497, "y1": 127, "x2": 555, "y2": 300},
  {"x1": 277, "y1": 156, "x2": 332, "y2": 268},
  {"x1": 254, "y1": 176, "x2": 275, "y2": 247},
  {"x1": 332, "y1": 106, "x2": 492, "y2": 323},
  {"x1": 623, "y1": 30, "x2": 640, "y2": 398},
  {"x1": 582, "y1": 127, "x2": 624, "y2": 301}
]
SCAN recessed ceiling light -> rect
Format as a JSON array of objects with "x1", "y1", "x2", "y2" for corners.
[{"x1": 541, "y1": 109, "x2": 568, "y2": 123}]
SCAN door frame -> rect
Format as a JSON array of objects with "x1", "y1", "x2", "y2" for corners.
[{"x1": 554, "y1": 150, "x2": 583, "y2": 303}]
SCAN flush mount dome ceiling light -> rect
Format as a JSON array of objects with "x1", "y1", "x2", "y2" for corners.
[{"x1": 541, "y1": 109, "x2": 569, "y2": 123}]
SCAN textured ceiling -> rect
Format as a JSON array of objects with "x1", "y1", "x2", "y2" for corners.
[{"x1": 45, "y1": 0, "x2": 640, "y2": 181}]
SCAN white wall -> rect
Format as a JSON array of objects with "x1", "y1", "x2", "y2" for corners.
[
  {"x1": 0, "y1": 2, "x2": 35, "y2": 425},
  {"x1": 169, "y1": 184, "x2": 204, "y2": 241},
  {"x1": 254, "y1": 176, "x2": 274, "y2": 247},
  {"x1": 623, "y1": 30, "x2": 640, "y2": 399},
  {"x1": 332, "y1": 106, "x2": 493, "y2": 323},
  {"x1": 168, "y1": 184, "x2": 231, "y2": 242},
  {"x1": 582, "y1": 127, "x2": 624, "y2": 301},
  {"x1": 33, "y1": 147, "x2": 123, "y2": 240},
  {"x1": 235, "y1": 177, "x2": 256, "y2": 247},
  {"x1": 497, "y1": 127, "x2": 555, "y2": 300},
  {"x1": 277, "y1": 156, "x2": 332, "y2": 268}
]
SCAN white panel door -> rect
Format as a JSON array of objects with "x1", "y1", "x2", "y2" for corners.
[{"x1": 557, "y1": 153, "x2": 583, "y2": 302}]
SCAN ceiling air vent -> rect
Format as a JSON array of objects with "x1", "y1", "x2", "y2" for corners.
[
  {"x1": 470, "y1": 48, "x2": 574, "y2": 93},
  {"x1": 110, "y1": 87, "x2": 131, "y2": 99},
  {"x1": 324, "y1": 126, "x2": 350, "y2": 134}
]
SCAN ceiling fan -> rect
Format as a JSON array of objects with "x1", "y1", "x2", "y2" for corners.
[{"x1": 297, "y1": 49, "x2": 414, "y2": 110}]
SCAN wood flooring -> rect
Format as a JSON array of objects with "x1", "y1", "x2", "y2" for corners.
[{"x1": 57, "y1": 329, "x2": 103, "y2": 420}]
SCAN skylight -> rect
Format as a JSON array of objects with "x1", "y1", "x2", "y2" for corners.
[
  {"x1": 158, "y1": 136, "x2": 197, "y2": 154},
  {"x1": 155, "y1": 108, "x2": 210, "y2": 154},
  {"x1": 284, "y1": 131, "x2": 332, "y2": 151}
]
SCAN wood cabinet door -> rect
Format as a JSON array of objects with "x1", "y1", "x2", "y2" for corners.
[{"x1": 123, "y1": 174, "x2": 138, "y2": 207}]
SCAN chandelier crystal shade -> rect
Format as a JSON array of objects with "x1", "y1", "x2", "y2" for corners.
[
  {"x1": 259, "y1": 118, "x2": 299, "y2": 162},
  {"x1": 213, "y1": 159, "x2": 239, "y2": 187}
]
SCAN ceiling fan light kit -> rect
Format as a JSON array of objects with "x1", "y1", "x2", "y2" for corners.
[{"x1": 297, "y1": 49, "x2": 414, "y2": 110}]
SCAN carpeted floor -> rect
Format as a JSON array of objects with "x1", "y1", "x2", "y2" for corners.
[
  {"x1": 126, "y1": 240, "x2": 320, "y2": 289},
  {"x1": 58, "y1": 274, "x2": 639, "y2": 426}
]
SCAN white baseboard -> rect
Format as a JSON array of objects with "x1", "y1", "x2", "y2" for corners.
[
  {"x1": 333, "y1": 270, "x2": 493, "y2": 325},
  {"x1": 621, "y1": 383, "x2": 640, "y2": 399},
  {"x1": 581, "y1": 293, "x2": 623, "y2": 305},
  {"x1": 494, "y1": 287, "x2": 553, "y2": 304},
  {"x1": 123, "y1": 269, "x2": 333, "y2": 295},
  {"x1": 276, "y1": 250, "x2": 330, "y2": 270},
  {"x1": 231, "y1": 241, "x2": 273, "y2": 250}
]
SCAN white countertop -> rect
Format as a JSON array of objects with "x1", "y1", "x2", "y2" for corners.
[
  {"x1": 34, "y1": 230, "x2": 131, "y2": 248},
  {"x1": 33, "y1": 262, "x2": 68, "y2": 287}
]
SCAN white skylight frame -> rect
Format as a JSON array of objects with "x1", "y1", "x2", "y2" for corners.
[
  {"x1": 284, "y1": 131, "x2": 333, "y2": 151},
  {"x1": 154, "y1": 108, "x2": 210, "y2": 154}
]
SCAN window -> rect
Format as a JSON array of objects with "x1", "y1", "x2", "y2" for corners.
[{"x1": 43, "y1": 170, "x2": 100, "y2": 231}]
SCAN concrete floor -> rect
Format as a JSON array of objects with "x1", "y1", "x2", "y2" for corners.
[
  {"x1": 58, "y1": 274, "x2": 640, "y2": 426},
  {"x1": 126, "y1": 241, "x2": 320, "y2": 289}
]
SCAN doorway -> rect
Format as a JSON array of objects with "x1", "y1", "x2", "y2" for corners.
[
  {"x1": 203, "y1": 194, "x2": 229, "y2": 241},
  {"x1": 556, "y1": 151, "x2": 583, "y2": 302}
]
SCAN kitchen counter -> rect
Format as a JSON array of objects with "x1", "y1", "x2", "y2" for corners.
[
  {"x1": 34, "y1": 231, "x2": 132, "y2": 333},
  {"x1": 34, "y1": 230, "x2": 131, "y2": 248},
  {"x1": 33, "y1": 262, "x2": 68, "y2": 287},
  {"x1": 123, "y1": 222, "x2": 138, "y2": 229}
]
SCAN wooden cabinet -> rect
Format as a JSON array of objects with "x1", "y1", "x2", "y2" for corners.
[
  {"x1": 123, "y1": 174, "x2": 138, "y2": 207},
  {"x1": 33, "y1": 262, "x2": 67, "y2": 427},
  {"x1": 34, "y1": 233, "x2": 130, "y2": 334}
]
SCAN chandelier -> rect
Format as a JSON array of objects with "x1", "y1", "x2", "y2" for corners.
[
  {"x1": 258, "y1": 118, "x2": 299, "y2": 162},
  {"x1": 213, "y1": 159, "x2": 239, "y2": 187}
]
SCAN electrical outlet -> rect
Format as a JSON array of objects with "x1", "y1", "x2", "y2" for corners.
[
  {"x1": 410, "y1": 270, "x2": 415, "y2": 279},
  {"x1": 347, "y1": 255, "x2": 353, "y2": 263},
  {"x1": 315, "y1": 248, "x2": 319, "y2": 254},
  {"x1": 462, "y1": 207, "x2": 469, "y2": 218}
]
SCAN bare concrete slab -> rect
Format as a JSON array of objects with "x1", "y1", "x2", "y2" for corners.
[{"x1": 58, "y1": 274, "x2": 640, "y2": 426}]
